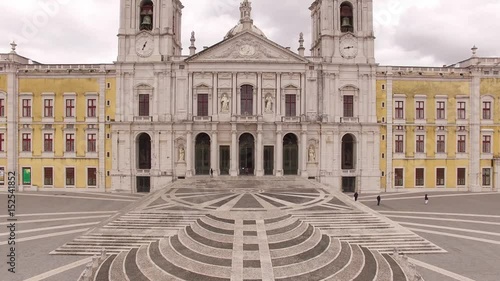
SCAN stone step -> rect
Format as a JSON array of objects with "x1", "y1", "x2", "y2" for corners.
[
  {"x1": 325, "y1": 243, "x2": 365, "y2": 281},
  {"x1": 372, "y1": 250, "x2": 393, "y2": 281},
  {"x1": 270, "y1": 227, "x2": 325, "y2": 258},
  {"x1": 109, "y1": 250, "x2": 129, "y2": 281},
  {"x1": 135, "y1": 244, "x2": 182, "y2": 281}
]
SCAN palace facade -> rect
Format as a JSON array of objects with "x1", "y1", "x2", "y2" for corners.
[{"x1": 0, "y1": 0, "x2": 499, "y2": 193}]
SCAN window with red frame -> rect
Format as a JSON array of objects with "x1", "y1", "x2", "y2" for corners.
[
  {"x1": 22, "y1": 99, "x2": 31, "y2": 117},
  {"x1": 88, "y1": 134, "x2": 97, "y2": 152},
  {"x1": 0, "y1": 98, "x2": 4, "y2": 117},
  {"x1": 285, "y1": 94, "x2": 297, "y2": 117},
  {"x1": 416, "y1": 135, "x2": 425, "y2": 153},
  {"x1": 22, "y1": 133, "x2": 31, "y2": 152},
  {"x1": 437, "y1": 135, "x2": 445, "y2": 153},
  {"x1": 343, "y1": 95, "x2": 353, "y2": 117},
  {"x1": 395, "y1": 101, "x2": 404, "y2": 119},
  {"x1": 197, "y1": 94, "x2": 208, "y2": 116},
  {"x1": 44, "y1": 99, "x2": 53, "y2": 117},
  {"x1": 66, "y1": 99, "x2": 75, "y2": 117},
  {"x1": 483, "y1": 101, "x2": 491, "y2": 120},
  {"x1": 87, "y1": 99, "x2": 97, "y2": 117},
  {"x1": 139, "y1": 94, "x2": 149, "y2": 116},
  {"x1": 0, "y1": 133, "x2": 4, "y2": 151},
  {"x1": 436, "y1": 101, "x2": 445, "y2": 119},
  {"x1": 44, "y1": 133, "x2": 53, "y2": 152},
  {"x1": 416, "y1": 101, "x2": 425, "y2": 119},
  {"x1": 483, "y1": 135, "x2": 491, "y2": 153},
  {"x1": 88, "y1": 168, "x2": 97, "y2": 186},
  {"x1": 457, "y1": 102, "x2": 466, "y2": 119},
  {"x1": 395, "y1": 135, "x2": 404, "y2": 153},
  {"x1": 66, "y1": 134, "x2": 75, "y2": 152},
  {"x1": 457, "y1": 135, "x2": 466, "y2": 153},
  {"x1": 44, "y1": 167, "x2": 53, "y2": 185},
  {"x1": 66, "y1": 167, "x2": 75, "y2": 186}
]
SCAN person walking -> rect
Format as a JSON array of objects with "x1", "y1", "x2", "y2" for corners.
[
  {"x1": 354, "y1": 192, "x2": 359, "y2": 202},
  {"x1": 210, "y1": 168, "x2": 213, "y2": 178},
  {"x1": 424, "y1": 194, "x2": 428, "y2": 205},
  {"x1": 377, "y1": 195, "x2": 381, "y2": 206}
]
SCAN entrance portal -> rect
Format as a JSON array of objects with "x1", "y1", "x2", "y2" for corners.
[
  {"x1": 342, "y1": 177, "x2": 356, "y2": 192},
  {"x1": 264, "y1": 146, "x2": 274, "y2": 175},
  {"x1": 239, "y1": 133, "x2": 255, "y2": 175},
  {"x1": 195, "y1": 133, "x2": 211, "y2": 175},
  {"x1": 283, "y1": 133, "x2": 298, "y2": 175},
  {"x1": 137, "y1": 176, "x2": 151, "y2": 193},
  {"x1": 137, "y1": 133, "x2": 151, "y2": 169},
  {"x1": 219, "y1": 145, "x2": 230, "y2": 175}
]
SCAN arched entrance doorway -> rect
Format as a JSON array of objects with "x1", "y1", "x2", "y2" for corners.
[
  {"x1": 137, "y1": 133, "x2": 151, "y2": 193},
  {"x1": 195, "y1": 133, "x2": 211, "y2": 175},
  {"x1": 239, "y1": 133, "x2": 255, "y2": 175},
  {"x1": 283, "y1": 133, "x2": 298, "y2": 175},
  {"x1": 342, "y1": 134, "x2": 356, "y2": 192}
]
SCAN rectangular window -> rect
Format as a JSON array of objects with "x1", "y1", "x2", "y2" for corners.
[
  {"x1": 197, "y1": 94, "x2": 209, "y2": 116},
  {"x1": 437, "y1": 135, "x2": 446, "y2": 153},
  {"x1": 0, "y1": 98, "x2": 5, "y2": 117},
  {"x1": 416, "y1": 101, "x2": 425, "y2": 119},
  {"x1": 66, "y1": 167, "x2": 75, "y2": 186},
  {"x1": 483, "y1": 168, "x2": 491, "y2": 186},
  {"x1": 22, "y1": 167, "x2": 31, "y2": 185},
  {"x1": 0, "y1": 167, "x2": 4, "y2": 185},
  {"x1": 457, "y1": 101, "x2": 466, "y2": 119},
  {"x1": 241, "y1": 86, "x2": 253, "y2": 115},
  {"x1": 44, "y1": 167, "x2": 53, "y2": 186},
  {"x1": 22, "y1": 99, "x2": 31, "y2": 117},
  {"x1": 395, "y1": 135, "x2": 404, "y2": 153},
  {"x1": 87, "y1": 99, "x2": 97, "y2": 117},
  {"x1": 22, "y1": 133, "x2": 31, "y2": 152},
  {"x1": 88, "y1": 168, "x2": 97, "y2": 187},
  {"x1": 457, "y1": 168, "x2": 466, "y2": 186},
  {"x1": 66, "y1": 134, "x2": 75, "y2": 152},
  {"x1": 415, "y1": 168, "x2": 424, "y2": 187},
  {"x1": 483, "y1": 101, "x2": 491, "y2": 120},
  {"x1": 139, "y1": 94, "x2": 149, "y2": 116},
  {"x1": 436, "y1": 101, "x2": 446, "y2": 119},
  {"x1": 0, "y1": 133, "x2": 4, "y2": 152},
  {"x1": 44, "y1": 99, "x2": 53, "y2": 117},
  {"x1": 88, "y1": 134, "x2": 97, "y2": 152},
  {"x1": 416, "y1": 135, "x2": 425, "y2": 153},
  {"x1": 343, "y1": 95, "x2": 353, "y2": 117},
  {"x1": 394, "y1": 168, "x2": 404, "y2": 187},
  {"x1": 395, "y1": 101, "x2": 404, "y2": 119},
  {"x1": 66, "y1": 99, "x2": 75, "y2": 117},
  {"x1": 44, "y1": 133, "x2": 53, "y2": 152},
  {"x1": 457, "y1": 135, "x2": 466, "y2": 153},
  {"x1": 483, "y1": 135, "x2": 491, "y2": 153},
  {"x1": 436, "y1": 168, "x2": 445, "y2": 186},
  {"x1": 285, "y1": 94, "x2": 296, "y2": 117}
]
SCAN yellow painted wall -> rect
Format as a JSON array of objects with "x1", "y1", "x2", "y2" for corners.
[
  {"x1": 0, "y1": 74, "x2": 7, "y2": 91},
  {"x1": 105, "y1": 77, "x2": 116, "y2": 189},
  {"x1": 376, "y1": 80, "x2": 387, "y2": 189},
  {"x1": 0, "y1": 74, "x2": 8, "y2": 178}
]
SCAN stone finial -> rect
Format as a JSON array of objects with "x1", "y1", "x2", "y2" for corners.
[
  {"x1": 10, "y1": 41, "x2": 17, "y2": 54},
  {"x1": 240, "y1": 0, "x2": 253, "y2": 27},
  {"x1": 471, "y1": 45, "x2": 478, "y2": 57},
  {"x1": 189, "y1": 31, "x2": 196, "y2": 56},
  {"x1": 298, "y1": 32, "x2": 305, "y2": 57}
]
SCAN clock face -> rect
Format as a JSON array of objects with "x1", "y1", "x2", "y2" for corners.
[
  {"x1": 239, "y1": 44, "x2": 256, "y2": 56},
  {"x1": 339, "y1": 35, "x2": 358, "y2": 59},
  {"x1": 136, "y1": 35, "x2": 154, "y2": 57}
]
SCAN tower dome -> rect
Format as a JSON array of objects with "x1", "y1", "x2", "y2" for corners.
[{"x1": 224, "y1": 0, "x2": 267, "y2": 40}]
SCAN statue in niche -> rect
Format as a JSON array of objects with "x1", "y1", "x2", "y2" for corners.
[
  {"x1": 178, "y1": 147, "x2": 185, "y2": 162},
  {"x1": 221, "y1": 94, "x2": 230, "y2": 112},
  {"x1": 265, "y1": 95, "x2": 273, "y2": 112},
  {"x1": 308, "y1": 146, "x2": 316, "y2": 162}
]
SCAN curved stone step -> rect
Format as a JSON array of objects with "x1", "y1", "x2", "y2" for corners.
[
  {"x1": 94, "y1": 254, "x2": 116, "y2": 281},
  {"x1": 271, "y1": 234, "x2": 329, "y2": 267},
  {"x1": 200, "y1": 216, "x2": 237, "y2": 231},
  {"x1": 196, "y1": 218, "x2": 234, "y2": 235},
  {"x1": 191, "y1": 222, "x2": 234, "y2": 243},
  {"x1": 270, "y1": 226, "x2": 325, "y2": 259},
  {"x1": 135, "y1": 244, "x2": 182, "y2": 281},
  {"x1": 267, "y1": 221, "x2": 308, "y2": 242},
  {"x1": 124, "y1": 248, "x2": 149, "y2": 281},
  {"x1": 352, "y1": 247, "x2": 377, "y2": 281},
  {"x1": 266, "y1": 219, "x2": 302, "y2": 237},
  {"x1": 268, "y1": 225, "x2": 314, "y2": 250},
  {"x1": 109, "y1": 251, "x2": 129, "y2": 281},
  {"x1": 185, "y1": 226, "x2": 233, "y2": 249},
  {"x1": 177, "y1": 227, "x2": 233, "y2": 259},
  {"x1": 170, "y1": 235, "x2": 232, "y2": 267},
  {"x1": 383, "y1": 254, "x2": 408, "y2": 281},
  {"x1": 326, "y1": 243, "x2": 364, "y2": 281},
  {"x1": 372, "y1": 250, "x2": 393, "y2": 281}
]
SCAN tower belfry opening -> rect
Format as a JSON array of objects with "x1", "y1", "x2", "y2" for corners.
[{"x1": 140, "y1": 0, "x2": 154, "y2": 31}]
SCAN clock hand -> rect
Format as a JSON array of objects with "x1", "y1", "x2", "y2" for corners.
[
  {"x1": 142, "y1": 41, "x2": 148, "y2": 50},
  {"x1": 344, "y1": 46, "x2": 353, "y2": 49}
]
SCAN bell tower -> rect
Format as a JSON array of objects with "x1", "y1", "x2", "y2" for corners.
[
  {"x1": 309, "y1": 0, "x2": 375, "y2": 64},
  {"x1": 117, "y1": 0, "x2": 183, "y2": 62}
]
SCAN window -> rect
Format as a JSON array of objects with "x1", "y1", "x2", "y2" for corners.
[
  {"x1": 415, "y1": 168, "x2": 424, "y2": 187},
  {"x1": 483, "y1": 101, "x2": 491, "y2": 120},
  {"x1": 87, "y1": 99, "x2": 97, "y2": 117},
  {"x1": 416, "y1": 135, "x2": 425, "y2": 153},
  {"x1": 139, "y1": 94, "x2": 149, "y2": 116},
  {"x1": 22, "y1": 99, "x2": 31, "y2": 117},
  {"x1": 457, "y1": 101, "x2": 466, "y2": 119},
  {"x1": 436, "y1": 168, "x2": 445, "y2": 186},
  {"x1": 343, "y1": 95, "x2": 353, "y2": 117},
  {"x1": 44, "y1": 99, "x2": 53, "y2": 117},
  {"x1": 416, "y1": 101, "x2": 425, "y2": 119},
  {"x1": 285, "y1": 94, "x2": 297, "y2": 117},
  {"x1": 437, "y1": 135, "x2": 445, "y2": 153},
  {"x1": 0, "y1": 133, "x2": 4, "y2": 152},
  {"x1": 457, "y1": 168, "x2": 466, "y2": 186},
  {"x1": 88, "y1": 168, "x2": 97, "y2": 187},
  {"x1": 66, "y1": 167, "x2": 75, "y2": 186},
  {"x1": 66, "y1": 134, "x2": 75, "y2": 152},
  {"x1": 22, "y1": 133, "x2": 31, "y2": 152},
  {"x1": 0, "y1": 167, "x2": 4, "y2": 185},
  {"x1": 395, "y1": 135, "x2": 404, "y2": 153},
  {"x1": 44, "y1": 167, "x2": 53, "y2": 186},
  {"x1": 66, "y1": 99, "x2": 75, "y2": 117},
  {"x1": 340, "y1": 2, "x2": 354, "y2": 33},
  {"x1": 457, "y1": 135, "x2": 466, "y2": 153},
  {"x1": 395, "y1": 101, "x2": 404, "y2": 119},
  {"x1": 197, "y1": 94, "x2": 208, "y2": 116},
  {"x1": 394, "y1": 168, "x2": 404, "y2": 187},
  {"x1": 44, "y1": 133, "x2": 53, "y2": 152},
  {"x1": 436, "y1": 101, "x2": 446, "y2": 119},
  {"x1": 483, "y1": 168, "x2": 491, "y2": 186},
  {"x1": 88, "y1": 134, "x2": 97, "y2": 153},
  {"x1": 22, "y1": 167, "x2": 31, "y2": 185},
  {"x1": 0, "y1": 98, "x2": 4, "y2": 117},
  {"x1": 483, "y1": 135, "x2": 491, "y2": 153},
  {"x1": 241, "y1": 85, "x2": 253, "y2": 115}
]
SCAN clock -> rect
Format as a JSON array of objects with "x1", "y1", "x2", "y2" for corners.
[
  {"x1": 239, "y1": 44, "x2": 256, "y2": 56},
  {"x1": 136, "y1": 34, "x2": 154, "y2": 57},
  {"x1": 339, "y1": 34, "x2": 358, "y2": 59}
]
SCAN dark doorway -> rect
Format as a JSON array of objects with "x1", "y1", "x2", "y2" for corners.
[
  {"x1": 195, "y1": 133, "x2": 211, "y2": 175},
  {"x1": 342, "y1": 177, "x2": 356, "y2": 193},
  {"x1": 342, "y1": 134, "x2": 356, "y2": 170},
  {"x1": 283, "y1": 133, "x2": 298, "y2": 175},
  {"x1": 239, "y1": 133, "x2": 255, "y2": 175},
  {"x1": 137, "y1": 133, "x2": 151, "y2": 169},
  {"x1": 219, "y1": 145, "x2": 230, "y2": 175},
  {"x1": 137, "y1": 176, "x2": 151, "y2": 193},
  {"x1": 264, "y1": 146, "x2": 274, "y2": 175}
]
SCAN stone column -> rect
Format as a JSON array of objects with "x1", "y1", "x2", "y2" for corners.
[
  {"x1": 232, "y1": 73, "x2": 237, "y2": 115},
  {"x1": 230, "y1": 126, "x2": 238, "y2": 176},
  {"x1": 211, "y1": 129, "x2": 219, "y2": 176},
  {"x1": 256, "y1": 126, "x2": 263, "y2": 176},
  {"x1": 276, "y1": 127, "x2": 283, "y2": 176},
  {"x1": 257, "y1": 72, "x2": 262, "y2": 116},
  {"x1": 276, "y1": 73, "x2": 281, "y2": 117},
  {"x1": 301, "y1": 130, "x2": 308, "y2": 178},
  {"x1": 186, "y1": 128, "x2": 193, "y2": 177}
]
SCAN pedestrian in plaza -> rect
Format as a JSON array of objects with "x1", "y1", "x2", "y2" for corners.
[
  {"x1": 210, "y1": 168, "x2": 213, "y2": 178},
  {"x1": 425, "y1": 194, "x2": 429, "y2": 205},
  {"x1": 354, "y1": 192, "x2": 359, "y2": 201},
  {"x1": 377, "y1": 195, "x2": 381, "y2": 206}
]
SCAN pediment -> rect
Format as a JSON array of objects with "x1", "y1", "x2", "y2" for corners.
[{"x1": 186, "y1": 32, "x2": 308, "y2": 64}]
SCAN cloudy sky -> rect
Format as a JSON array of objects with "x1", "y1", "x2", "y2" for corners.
[{"x1": 1, "y1": 0, "x2": 499, "y2": 66}]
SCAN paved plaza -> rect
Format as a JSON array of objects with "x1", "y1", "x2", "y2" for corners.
[{"x1": 1, "y1": 179, "x2": 499, "y2": 281}]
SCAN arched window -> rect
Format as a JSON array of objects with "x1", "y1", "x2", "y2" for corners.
[
  {"x1": 342, "y1": 134, "x2": 356, "y2": 170},
  {"x1": 140, "y1": 0, "x2": 154, "y2": 31},
  {"x1": 137, "y1": 133, "x2": 151, "y2": 169},
  {"x1": 340, "y1": 2, "x2": 354, "y2": 33}
]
